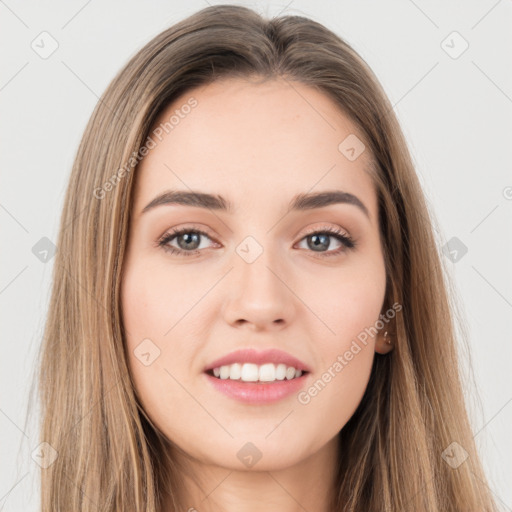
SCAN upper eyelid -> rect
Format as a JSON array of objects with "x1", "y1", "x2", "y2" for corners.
[
  {"x1": 159, "y1": 224, "x2": 353, "y2": 250},
  {"x1": 158, "y1": 224, "x2": 356, "y2": 261},
  {"x1": 160, "y1": 224, "x2": 351, "y2": 242}
]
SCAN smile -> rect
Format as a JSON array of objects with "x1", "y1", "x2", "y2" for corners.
[{"x1": 208, "y1": 362, "x2": 306, "y2": 382}]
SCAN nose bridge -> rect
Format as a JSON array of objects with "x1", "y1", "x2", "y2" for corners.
[{"x1": 222, "y1": 234, "x2": 295, "y2": 327}]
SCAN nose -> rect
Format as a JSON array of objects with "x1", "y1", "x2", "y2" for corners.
[{"x1": 221, "y1": 251, "x2": 296, "y2": 331}]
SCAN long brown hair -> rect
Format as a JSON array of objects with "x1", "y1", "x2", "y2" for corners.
[{"x1": 33, "y1": 4, "x2": 498, "y2": 510}]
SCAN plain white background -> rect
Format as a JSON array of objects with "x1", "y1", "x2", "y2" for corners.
[{"x1": 1, "y1": 1, "x2": 511, "y2": 510}]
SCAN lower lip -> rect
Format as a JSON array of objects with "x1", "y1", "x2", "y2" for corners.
[{"x1": 204, "y1": 372, "x2": 309, "y2": 404}]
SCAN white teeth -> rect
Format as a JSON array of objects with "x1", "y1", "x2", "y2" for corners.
[
  {"x1": 285, "y1": 366, "x2": 296, "y2": 380},
  {"x1": 210, "y1": 362, "x2": 304, "y2": 382},
  {"x1": 229, "y1": 362, "x2": 242, "y2": 380},
  {"x1": 241, "y1": 363, "x2": 259, "y2": 382},
  {"x1": 275, "y1": 363, "x2": 287, "y2": 380},
  {"x1": 259, "y1": 363, "x2": 275, "y2": 382}
]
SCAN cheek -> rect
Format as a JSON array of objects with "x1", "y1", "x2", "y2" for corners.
[
  {"x1": 298, "y1": 342, "x2": 374, "y2": 444},
  {"x1": 297, "y1": 306, "x2": 379, "y2": 438},
  {"x1": 307, "y1": 258, "x2": 386, "y2": 349},
  {"x1": 332, "y1": 281, "x2": 384, "y2": 340},
  {"x1": 120, "y1": 254, "x2": 215, "y2": 361},
  {"x1": 120, "y1": 260, "x2": 202, "y2": 438},
  {"x1": 296, "y1": 259, "x2": 385, "y2": 421},
  {"x1": 121, "y1": 258, "x2": 200, "y2": 341}
]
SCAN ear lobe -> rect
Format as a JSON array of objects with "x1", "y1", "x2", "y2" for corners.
[{"x1": 375, "y1": 330, "x2": 394, "y2": 355}]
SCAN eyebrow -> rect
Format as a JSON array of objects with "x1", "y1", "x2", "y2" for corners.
[{"x1": 141, "y1": 189, "x2": 370, "y2": 219}]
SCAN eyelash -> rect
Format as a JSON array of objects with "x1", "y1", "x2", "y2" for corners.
[{"x1": 157, "y1": 225, "x2": 356, "y2": 258}]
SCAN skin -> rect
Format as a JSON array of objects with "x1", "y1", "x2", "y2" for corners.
[{"x1": 121, "y1": 77, "x2": 393, "y2": 512}]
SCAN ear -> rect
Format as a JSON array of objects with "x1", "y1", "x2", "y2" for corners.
[{"x1": 375, "y1": 329, "x2": 394, "y2": 355}]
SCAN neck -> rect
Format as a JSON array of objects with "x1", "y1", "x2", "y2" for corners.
[{"x1": 164, "y1": 435, "x2": 340, "y2": 512}]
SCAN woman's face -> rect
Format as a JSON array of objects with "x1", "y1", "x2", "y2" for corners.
[{"x1": 121, "y1": 77, "x2": 390, "y2": 471}]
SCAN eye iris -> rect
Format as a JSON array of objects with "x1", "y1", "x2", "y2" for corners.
[
  {"x1": 308, "y1": 234, "x2": 329, "y2": 251},
  {"x1": 178, "y1": 232, "x2": 200, "y2": 250}
]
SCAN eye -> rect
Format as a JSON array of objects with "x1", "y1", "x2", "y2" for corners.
[
  {"x1": 157, "y1": 227, "x2": 218, "y2": 257},
  {"x1": 157, "y1": 225, "x2": 356, "y2": 258},
  {"x1": 296, "y1": 226, "x2": 356, "y2": 257}
]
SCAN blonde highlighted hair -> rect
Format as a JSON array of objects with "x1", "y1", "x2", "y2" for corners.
[{"x1": 32, "y1": 5, "x2": 497, "y2": 511}]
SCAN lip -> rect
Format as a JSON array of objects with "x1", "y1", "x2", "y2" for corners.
[
  {"x1": 204, "y1": 372, "x2": 310, "y2": 404},
  {"x1": 204, "y1": 348, "x2": 312, "y2": 373}
]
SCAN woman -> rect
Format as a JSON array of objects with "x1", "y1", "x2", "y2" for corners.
[{"x1": 35, "y1": 4, "x2": 498, "y2": 511}]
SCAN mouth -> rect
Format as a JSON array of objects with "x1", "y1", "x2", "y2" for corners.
[
  {"x1": 203, "y1": 364, "x2": 310, "y2": 404},
  {"x1": 204, "y1": 362, "x2": 310, "y2": 383}
]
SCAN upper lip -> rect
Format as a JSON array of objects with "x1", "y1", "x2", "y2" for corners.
[{"x1": 204, "y1": 348, "x2": 311, "y2": 373}]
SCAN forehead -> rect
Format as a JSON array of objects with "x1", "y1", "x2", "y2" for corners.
[{"x1": 133, "y1": 77, "x2": 377, "y2": 220}]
